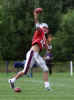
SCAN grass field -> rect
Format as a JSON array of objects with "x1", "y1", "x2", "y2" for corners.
[{"x1": 0, "y1": 72, "x2": 74, "y2": 100}]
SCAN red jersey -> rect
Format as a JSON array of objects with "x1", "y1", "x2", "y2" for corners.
[{"x1": 32, "y1": 28, "x2": 47, "y2": 51}]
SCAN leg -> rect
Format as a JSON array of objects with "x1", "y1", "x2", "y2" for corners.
[
  {"x1": 46, "y1": 60, "x2": 52, "y2": 75},
  {"x1": 43, "y1": 71, "x2": 51, "y2": 90},
  {"x1": 43, "y1": 71, "x2": 48, "y2": 81},
  {"x1": 8, "y1": 71, "x2": 24, "y2": 89},
  {"x1": 34, "y1": 52, "x2": 51, "y2": 90},
  {"x1": 27, "y1": 68, "x2": 33, "y2": 78},
  {"x1": 49, "y1": 64, "x2": 52, "y2": 75},
  {"x1": 15, "y1": 71, "x2": 24, "y2": 79},
  {"x1": 9, "y1": 50, "x2": 34, "y2": 89}
]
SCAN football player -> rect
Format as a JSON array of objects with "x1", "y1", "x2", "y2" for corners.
[{"x1": 9, "y1": 8, "x2": 51, "y2": 90}]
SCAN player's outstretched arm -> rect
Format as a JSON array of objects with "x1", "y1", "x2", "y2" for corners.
[{"x1": 34, "y1": 8, "x2": 43, "y2": 24}]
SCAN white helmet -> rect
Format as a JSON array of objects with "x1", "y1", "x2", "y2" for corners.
[{"x1": 40, "y1": 23, "x2": 48, "y2": 28}]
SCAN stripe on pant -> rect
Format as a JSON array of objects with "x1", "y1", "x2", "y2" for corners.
[{"x1": 24, "y1": 50, "x2": 34, "y2": 74}]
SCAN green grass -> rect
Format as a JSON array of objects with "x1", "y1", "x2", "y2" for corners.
[{"x1": 0, "y1": 72, "x2": 74, "y2": 100}]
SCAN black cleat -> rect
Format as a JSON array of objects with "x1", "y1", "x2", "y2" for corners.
[
  {"x1": 45, "y1": 87, "x2": 51, "y2": 91},
  {"x1": 8, "y1": 79, "x2": 15, "y2": 89}
]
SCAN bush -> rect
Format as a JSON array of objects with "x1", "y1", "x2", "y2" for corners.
[{"x1": 53, "y1": 10, "x2": 74, "y2": 61}]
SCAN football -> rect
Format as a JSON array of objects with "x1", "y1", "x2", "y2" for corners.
[
  {"x1": 14, "y1": 88, "x2": 21, "y2": 92},
  {"x1": 35, "y1": 8, "x2": 43, "y2": 13}
]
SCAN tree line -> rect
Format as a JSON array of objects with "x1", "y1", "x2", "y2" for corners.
[{"x1": 0, "y1": 0, "x2": 74, "y2": 61}]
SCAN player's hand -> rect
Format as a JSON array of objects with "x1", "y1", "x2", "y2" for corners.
[{"x1": 34, "y1": 8, "x2": 43, "y2": 15}]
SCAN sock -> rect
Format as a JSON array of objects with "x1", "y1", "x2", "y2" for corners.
[
  {"x1": 44, "y1": 82, "x2": 50, "y2": 88},
  {"x1": 11, "y1": 77, "x2": 16, "y2": 83}
]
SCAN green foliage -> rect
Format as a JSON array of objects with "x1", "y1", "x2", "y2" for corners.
[
  {"x1": 0, "y1": 0, "x2": 74, "y2": 61},
  {"x1": 0, "y1": 0, "x2": 34, "y2": 60},
  {"x1": 39, "y1": 0, "x2": 62, "y2": 33},
  {"x1": 62, "y1": 0, "x2": 74, "y2": 13},
  {"x1": 0, "y1": 0, "x2": 62, "y2": 60},
  {"x1": 53, "y1": 10, "x2": 74, "y2": 61}
]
